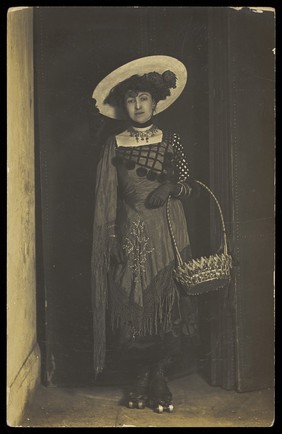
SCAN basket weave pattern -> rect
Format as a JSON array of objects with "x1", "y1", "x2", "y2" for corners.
[{"x1": 174, "y1": 253, "x2": 232, "y2": 295}]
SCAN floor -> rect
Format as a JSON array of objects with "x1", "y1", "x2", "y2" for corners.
[{"x1": 20, "y1": 373, "x2": 274, "y2": 428}]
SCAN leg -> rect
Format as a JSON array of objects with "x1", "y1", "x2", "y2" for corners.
[
  {"x1": 148, "y1": 301, "x2": 183, "y2": 413},
  {"x1": 148, "y1": 326, "x2": 182, "y2": 413},
  {"x1": 126, "y1": 334, "x2": 161, "y2": 409},
  {"x1": 148, "y1": 356, "x2": 174, "y2": 413},
  {"x1": 128, "y1": 363, "x2": 151, "y2": 409}
]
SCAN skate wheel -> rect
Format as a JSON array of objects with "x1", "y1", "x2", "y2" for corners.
[
  {"x1": 137, "y1": 401, "x2": 145, "y2": 409},
  {"x1": 156, "y1": 405, "x2": 164, "y2": 413},
  {"x1": 167, "y1": 404, "x2": 174, "y2": 413},
  {"x1": 128, "y1": 401, "x2": 135, "y2": 409}
]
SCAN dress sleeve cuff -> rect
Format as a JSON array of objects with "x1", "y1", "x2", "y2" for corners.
[{"x1": 172, "y1": 181, "x2": 192, "y2": 198}]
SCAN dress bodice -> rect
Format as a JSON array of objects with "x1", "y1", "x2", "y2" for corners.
[{"x1": 112, "y1": 130, "x2": 190, "y2": 185}]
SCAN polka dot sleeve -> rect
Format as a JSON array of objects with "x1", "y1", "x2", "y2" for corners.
[
  {"x1": 172, "y1": 133, "x2": 190, "y2": 182},
  {"x1": 168, "y1": 132, "x2": 200, "y2": 199}
]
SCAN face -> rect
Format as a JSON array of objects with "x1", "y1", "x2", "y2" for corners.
[{"x1": 125, "y1": 91, "x2": 156, "y2": 124}]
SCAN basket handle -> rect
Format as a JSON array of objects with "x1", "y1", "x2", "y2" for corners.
[{"x1": 166, "y1": 179, "x2": 229, "y2": 267}]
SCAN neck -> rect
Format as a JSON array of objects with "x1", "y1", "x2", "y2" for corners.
[{"x1": 130, "y1": 118, "x2": 154, "y2": 128}]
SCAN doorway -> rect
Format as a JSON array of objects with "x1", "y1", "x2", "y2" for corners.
[{"x1": 34, "y1": 6, "x2": 274, "y2": 392}]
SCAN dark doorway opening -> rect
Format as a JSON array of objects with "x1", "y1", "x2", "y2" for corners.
[{"x1": 34, "y1": 7, "x2": 274, "y2": 392}]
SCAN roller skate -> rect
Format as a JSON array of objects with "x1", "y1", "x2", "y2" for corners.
[
  {"x1": 148, "y1": 360, "x2": 174, "y2": 413},
  {"x1": 128, "y1": 366, "x2": 150, "y2": 409}
]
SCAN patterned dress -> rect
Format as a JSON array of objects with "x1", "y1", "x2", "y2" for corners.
[
  {"x1": 109, "y1": 131, "x2": 196, "y2": 336},
  {"x1": 91, "y1": 129, "x2": 198, "y2": 376}
]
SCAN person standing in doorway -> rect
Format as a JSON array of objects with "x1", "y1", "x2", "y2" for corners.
[{"x1": 91, "y1": 56, "x2": 199, "y2": 413}]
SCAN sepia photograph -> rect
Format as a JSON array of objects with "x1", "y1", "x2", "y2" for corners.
[{"x1": 7, "y1": 6, "x2": 275, "y2": 427}]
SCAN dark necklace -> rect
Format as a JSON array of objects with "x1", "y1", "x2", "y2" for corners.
[{"x1": 130, "y1": 118, "x2": 154, "y2": 128}]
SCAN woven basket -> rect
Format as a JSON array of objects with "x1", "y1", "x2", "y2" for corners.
[{"x1": 166, "y1": 180, "x2": 232, "y2": 296}]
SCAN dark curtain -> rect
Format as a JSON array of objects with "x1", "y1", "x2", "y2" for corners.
[{"x1": 203, "y1": 7, "x2": 275, "y2": 392}]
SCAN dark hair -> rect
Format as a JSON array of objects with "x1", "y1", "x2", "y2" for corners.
[{"x1": 103, "y1": 70, "x2": 177, "y2": 109}]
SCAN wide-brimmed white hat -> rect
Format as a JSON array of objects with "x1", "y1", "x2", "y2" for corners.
[{"x1": 92, "y1": 55, "x2": 188, "y2": 120}]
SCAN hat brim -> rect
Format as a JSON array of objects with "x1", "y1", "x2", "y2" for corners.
[{"x1": 92, "y1": 55, "x2": 188, "y2": 120}]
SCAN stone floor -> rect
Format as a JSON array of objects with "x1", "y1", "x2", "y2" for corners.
[{"x1": 20, "y1": 373, "x2": 274, "y2": 428}]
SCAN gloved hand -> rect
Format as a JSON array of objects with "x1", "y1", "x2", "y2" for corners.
[
  {"x1": 145, "y1": 182, "x2": 178, "y2": 208},
  {"x1": 110, "y1": 238, "x2": 126, "y2": 264}
]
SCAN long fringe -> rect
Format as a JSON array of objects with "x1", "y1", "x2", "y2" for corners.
[
  {"x1": 92, "y1": 237, "x2": 190, "y2": 377},
  {"x1": 91, "y1": 222, "x2": 114, "y2": 379},
  {"x1": 109, "y1": 260, "x2": 180, "y2": 339},
  {"x1": 91, "y1": 137, "x2": 118, "y2": 379}
]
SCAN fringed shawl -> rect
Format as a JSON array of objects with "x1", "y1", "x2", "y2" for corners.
[{"x1": 91, "y1": 137, "x2": 117, "y2": 378}]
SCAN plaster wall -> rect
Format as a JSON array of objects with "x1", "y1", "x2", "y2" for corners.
[{"x1": 7, "y1": 7, "x2": 41, "y2": 426}]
